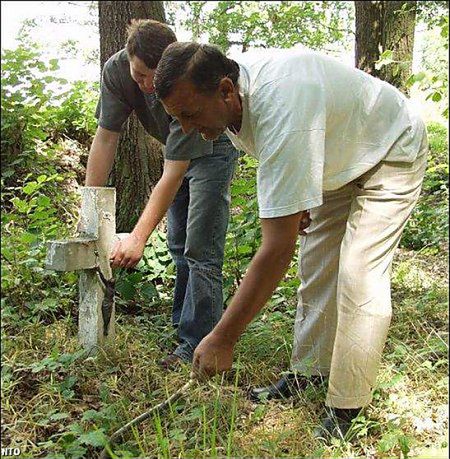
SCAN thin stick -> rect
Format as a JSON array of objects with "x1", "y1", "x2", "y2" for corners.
[{"x1": 99, "y1": 379, "x2": 195, "y2": 459}]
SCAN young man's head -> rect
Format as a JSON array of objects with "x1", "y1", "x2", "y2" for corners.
[
  {"x1": 126, "y1": 19, "x2": 177, "y2": 94},
  {"x1": 154, "y1": 42, "x2": 242, "y2": 141}
]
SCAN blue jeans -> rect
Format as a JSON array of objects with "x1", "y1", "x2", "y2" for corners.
[{"x1": 167, "y1": 135, "x2": 239, "y2": 361}]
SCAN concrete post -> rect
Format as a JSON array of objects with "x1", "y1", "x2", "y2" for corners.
[{"x1": 46, "y1": 187, "x2": 128, "y2": 353}]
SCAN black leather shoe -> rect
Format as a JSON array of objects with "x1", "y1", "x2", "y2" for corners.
[
  {"x1": 249, "y1": 373, "x2": 324, "y2": 402},
  {"x1": 314, "y1": 407, "x2": 361, "y2": 442}
]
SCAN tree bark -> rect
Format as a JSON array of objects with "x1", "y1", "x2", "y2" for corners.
[
  {"x1": 355, "y1": 1, "x2": 417, "y2": 95},
  {"x1": 98, "y1": 1, "x2": 166, "y2": 232},
  {"x1": 380, "y1": 1, "x2": 417, "y2": 93},
  {"x1": 355, "y1": 1, "x2": 384, "y2": 77}
]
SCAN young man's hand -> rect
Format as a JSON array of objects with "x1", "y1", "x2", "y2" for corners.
[{"x1": 109, "y1": 233, "x2": 146, "y2": 269}]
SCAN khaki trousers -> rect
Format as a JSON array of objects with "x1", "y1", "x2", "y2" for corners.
[{"x1": 291, "y1": 135, "x2": 428, "y2": 409}]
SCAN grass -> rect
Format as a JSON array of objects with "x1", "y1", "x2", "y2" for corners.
[
  {"x1": 1, "y1": 245, "x2": 448, "y2": 458},
  {"x1": 1, "y1": 121, "x2": 448, "y2": 458}
]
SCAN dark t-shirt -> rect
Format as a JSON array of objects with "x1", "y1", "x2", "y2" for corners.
[{"x1": 95, "y1": 49, "x2": 213, "y2": 160}]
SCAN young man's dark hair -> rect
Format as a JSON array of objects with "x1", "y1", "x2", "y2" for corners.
[
  {"x1": 126, "y1": 19, "x2": 177, "y2": 69},
  {"x1": 154, "y1": 42, "x2": 240, "y2": 99}
]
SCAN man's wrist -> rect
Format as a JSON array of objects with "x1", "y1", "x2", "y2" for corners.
[
  {"x1": 210, "y1": 323, "x2": 240, "y2": 347},
  {"x1": 130, "y1": 229, "x2": 149, "y2": 245}
]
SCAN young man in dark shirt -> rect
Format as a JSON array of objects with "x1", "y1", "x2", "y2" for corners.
[{"x1": 86, "y1": 20, "x2": 239, "y2": 368}]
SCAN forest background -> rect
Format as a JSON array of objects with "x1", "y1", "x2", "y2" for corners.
[{"x1": 1, "y1": 1, "x2": 448, "y2": 458}]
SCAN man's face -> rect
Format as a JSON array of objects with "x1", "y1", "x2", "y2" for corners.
[
  {"x1": 160, "y1": 79, "x2": 233, "y2": 141},
  {"x1": 129, "y1": 55, "x2": 155, "y2": 94}
]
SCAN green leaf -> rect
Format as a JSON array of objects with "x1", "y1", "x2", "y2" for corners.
[
  {"x1": 49, "y1": 58, "x2": 59, "y2": 71},
  {"x1": 78, "y1": 430, "x2": 107, "y2": 447},
  {"x1": 380, "y1": 49, "x2": 394, "y2": 60},
  {"x1": 64, "y1": 445, "x2": 87, "y2": 459},
  {"x1": 141, "y1": 283, "x2": 158, "y2": 300},
  {"x1": 11, "y1": 197, "x2": 30, "y2": 213},
  {"x1": 37, "y1": 195, "x2": 51, "y2": 207},
  {"x1": 81, "y1": 410, "x2": 101, "y2": 422},
  {"x1": 22, "y1": 182, "x2": 39, "y2": 195},
  {"x1": 116, "y1": 281, "x2": 136, "y2": 300},
  {"x1": 392, "y1": 64, "x2": 400, "y2": 77},
  {"x1": 375, "y1": 50, "x2": 395, "y2": 70},
  {"x1": 49, "y1": 412, "x2": 70, "y2": 421},
  {"x1": 432, "y1": 91, "x2": 442, "y2": 102},
  {"x1": 237, "y1": 245, "x2": 253, "y2": 254},
  {"x1": 20, "y1": 232, "x2": 38, "y2": 244},
  {"x1": 126, "y1": 272, "x2": 143, "y2": 284},
  {"x1": 169, "y1": 427, "x2": 187, "y2": 441},
  {"x1": 68, "y1": 422, "x2": 83, "y2": 435},
  {"x1": 414, "y1": 71, "x2": 427, "y2": 82},
  {"x1": 378, "y1": 431, "x2": 398, "y2": 452},
  {"x1": 2, "y1": 169, "x2": 15, "y2": 178}
]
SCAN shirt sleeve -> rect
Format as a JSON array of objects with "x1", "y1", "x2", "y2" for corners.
[
  {"x1": 164, "y1": 117, "x2": 213, "y2": 160},
  {"x1": 95, "y1": 57, "x2": 133, "y2": 132},
  {"x1": 252, "y1": 77, "x2": 326, "y2": 218}
]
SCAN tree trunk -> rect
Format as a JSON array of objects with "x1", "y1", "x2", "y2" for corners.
[
  {"x1": 355, "y1": 1, "x2": 417, "y2": 95},
  {"x1": 354, "y1": 1, "x2": 384, "y2": 77},
  {"x1": 98, "y1": 1, "x2": 166, "y2": 231},
  {"x1": 380, "y1": 1, "x2": 417, "y2": 93}
]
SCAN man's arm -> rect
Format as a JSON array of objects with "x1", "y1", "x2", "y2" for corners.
[
  {"x1": 85, "y1": 126, "x2": 120, "y2": 186},
  {"x1": 109, "y1": 159, "x2": 190, "y2": 268},
  {"x1": 192, "y1": 211, "x2": 302, "y2": 377}
]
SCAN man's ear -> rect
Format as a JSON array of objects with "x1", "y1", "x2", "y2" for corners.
[{"x1": 219, "y1": 77, "x2": 235, "y2": 102}]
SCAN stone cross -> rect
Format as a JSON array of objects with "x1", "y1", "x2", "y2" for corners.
[{"x1": 46, "y1": 187, "x2": 128, "y2": 353}]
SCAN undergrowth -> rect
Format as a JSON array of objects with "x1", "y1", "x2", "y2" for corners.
[{"x1": 1, "y1": 41, "x2": 448, "y2": 458}]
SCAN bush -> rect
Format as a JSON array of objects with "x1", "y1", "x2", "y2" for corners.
[
  {"x1": 1, "y1": 41, "x2": 97, "y2": 191},
  {"x1": 222, "y1": 154, "x2": 300, "y2": 307},
  {"x1": 223, "y1": 154, "x2": 261, "y2": 302},
  {"x1": 1, "y1": 41, "x2": 98, "y2": 325},
  {"x1": 52, "y1": 80, "x2": 99, "y2": 145},
  {"x1": 401, "y1": 122, "x2": 449, "y2": 251},
  {"x1": 1, "y1": 144, "x2": 82, "y2": 324}
]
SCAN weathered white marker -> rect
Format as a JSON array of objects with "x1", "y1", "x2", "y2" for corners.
[{"x1": 46, "y1": 187, "x2": 128, "y2": 352}]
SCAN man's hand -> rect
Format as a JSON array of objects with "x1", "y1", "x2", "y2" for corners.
[
  {"x1": 298, "y1": 210, "x2": 311, "y2": 235},
  {"x1": 190, "y1": 212, "x2": 301, "y2": 381},
  {"x1": 109, "y1": 233, "x2": 146, "y2": 269},
  {"x1": 191, "y1": 332, "x2": 235, "y2": 380}
]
